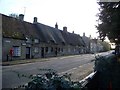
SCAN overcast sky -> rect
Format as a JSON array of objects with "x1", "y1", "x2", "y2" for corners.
[{"x1": 0, "y1": 0, "x2": 100, "y2": 38}]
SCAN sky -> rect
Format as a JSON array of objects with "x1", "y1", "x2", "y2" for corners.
[{"x1": 0, "y1": 0, "x2": 100, "y2": 38}]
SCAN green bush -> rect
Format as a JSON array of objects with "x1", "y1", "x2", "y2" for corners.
[
  {"x1": 94, "y1": 54, "x2": 116, "y2": 72},
  {"x1": 94, "y1": 55, "x2": 120, "y2": 89},
  {"x1": 14, "y1": 69, "x2": 84, "y2": 90}
]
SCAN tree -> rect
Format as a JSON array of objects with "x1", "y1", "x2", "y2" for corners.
[
  {"x1": 96, "y1": 2, "x2": 120, "y2": 44},
  {"x1": 99, "y1": 40, "x2": 111, "y2": 51},
  {"x1": 9, "y1": 13, "x2": 19, "y2": 19}
]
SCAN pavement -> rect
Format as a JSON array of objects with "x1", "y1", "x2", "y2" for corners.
[
  {"x1": 1, "y1": 51, "x2": 112, "y2": 66},
  {"x1": 1, "y1": 58, "x2": 50, "y2": 66},
  {"x1": 1, "y1": 55, "x2": 86, "y2": 66},
  {"x1": 1, "y1": 56, "x2": 63, "y2": 66}
]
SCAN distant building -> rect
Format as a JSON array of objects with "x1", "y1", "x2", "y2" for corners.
[
  {"x1": 82, "y1": 33, "x2": 104, "y2": 54},
  {"x1": 1, "y1": 13, "x2": 85, "y2": 61},
  {"x1": 90, "y1": 39, "x2": 104, "y2": 53},
  {"x1": 82, "y1": 33, "x2": 91, "y2": 53}
]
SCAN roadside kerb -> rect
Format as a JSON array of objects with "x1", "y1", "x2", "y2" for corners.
[
  {"x1": 2, "y1": 54, "x2": 94, "y2": 66},
  {"x1": 2, "y1": 58, "x2": 49, "y2": 66}
]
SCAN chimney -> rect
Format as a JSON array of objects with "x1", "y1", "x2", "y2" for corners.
[
  {"x1": 63, "y1": 26, "x2": 67, "y2": 32},
  {"x1": 72, "y1": 31, "x2": 74, "y2": 34},
  {"x1": 19, "y1": 14, "x2": 24, "y2": 21},
  {"x1": 33, "y1": 17, "x2": 37, "y2": 23},
  {"x1": 55, "y1": 22, "x2": 58, "y2": 29},
  {"x1": 89, "y1": 35, "x2": 92, "y2": 39},
  {"x1": 83, "y1": 32, "x2": 85, "y2": 36}
]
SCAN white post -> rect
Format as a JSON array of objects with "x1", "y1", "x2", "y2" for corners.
[
  {"x1": 0, "y1": 14, "x2": 2, "y2": 61},
  {"x1": 0, "y1": 13, "x2": 2, "y2": 89}
]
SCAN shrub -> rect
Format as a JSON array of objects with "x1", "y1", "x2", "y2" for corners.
[{"x1": 14, "y1": 69, "x2": 83, "y2": 90}]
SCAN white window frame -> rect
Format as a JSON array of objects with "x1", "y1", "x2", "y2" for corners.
[
  {"x1": 13, "y1": 46, "x2": 21, "y2": 56},
  {"x1": 26, "y1": 37, "x2": 31, "y2": 43},
  {"x1": 34, "y1": 39, "x2": 39, "y2": 43}
]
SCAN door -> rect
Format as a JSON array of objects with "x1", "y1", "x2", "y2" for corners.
[
  {"x1": 55, "y1": 47, "x2": 57, "y2": 56},
  {"x1": 26, "y1": 47, "x2": 31, "y2": 59},
  {"x1": 41, "y1": 47, "x2": 44, "y2": 58}
]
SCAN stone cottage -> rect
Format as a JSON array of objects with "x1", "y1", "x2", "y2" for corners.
[
  {"x1": 1, "y1": 13, "x2": 85, "y2": 61},
  {"x1": 82, "y1": 33, "x2": 91, "y2": 53}
]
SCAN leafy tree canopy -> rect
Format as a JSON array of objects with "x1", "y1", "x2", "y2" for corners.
[{"x1": 96, "y1": 2, "x2": 120, "y2": 44}]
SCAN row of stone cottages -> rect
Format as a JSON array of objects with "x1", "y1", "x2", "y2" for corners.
[{"x1": 1, "y1": 14, "x2": 87, "y2": 61}]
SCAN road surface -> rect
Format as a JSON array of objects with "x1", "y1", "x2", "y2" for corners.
[{"x1": 2, "y1": 52, "x2": 112, "y2": 88}]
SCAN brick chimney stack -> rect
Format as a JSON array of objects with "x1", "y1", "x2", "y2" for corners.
[
  {"x1": 19, "y1": 14, "x2": 24, "y2": 21},
  {"x1": 55, "y1": 22, "x2": 58, "y2": 29},
  {"x1": 63, "y1": 26, "x2": 67, "y2": 32},
  {"x1": 33, "y1": 17, "x2": 37, "y2": 23},
  {"x1": 83, "y1": 32, "x2": 85, "y2": 36}
]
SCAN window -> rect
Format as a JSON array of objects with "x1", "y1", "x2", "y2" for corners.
[
  {"x1": 61, "y1": 48, "x2": 63, "y2": 52},
  {"x1": 34, "y1": 47, "x2": 39, "y2": 53},
  {"x1": 26, "y1": 37, "x2": 32, "y2": 43},
  {"x1": 34, "y1": 39, "x2": 39, "y2": 43},
  {"x1": 58, "y1": 48, "x2": 60, "y2": 52},
  {"x1": 13, "y1": 46, "x2": 21, "y2": 56},
  {"x1": 51, "y1": 47, "x2": 53, "y2": 52},
  {"x1": 68, "y1": 48, "x2": 70, "y2": 52}
]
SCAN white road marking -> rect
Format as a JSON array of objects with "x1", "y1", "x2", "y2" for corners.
[
  {"x1": 52, "y1": 58, "x2": 58, "y2": 60},
  {"x1": 60, "y1": 56, "x2": 75, "y2": 59},
  {"x1": 59, "y1": 62, "x2": 94, "y2": 75}
]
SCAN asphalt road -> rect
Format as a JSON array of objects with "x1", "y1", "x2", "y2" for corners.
[{"x1": 2, "y1": 52, "x2": 112, "y2": 88}]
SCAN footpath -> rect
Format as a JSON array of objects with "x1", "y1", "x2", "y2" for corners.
[
  {"x1": 1, "y1": 55, "x2": 74, "y2": 66},
  {"x1": 1, "y1": 58, "x2": 50, "y2": 66},
  {"x1": 1, "y1": 54, "x2": 90, "y2": 66}
]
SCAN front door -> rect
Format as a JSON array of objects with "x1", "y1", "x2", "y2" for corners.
[
  {"x1": 41, "y1": 47, "x2": 44, "y2": 58},
  {"x1": 26, "y1": 47, "x2": 31, "y2": 59},
  {"x1": 55, "y1": 47, "x2": 57, "y2": 56}
]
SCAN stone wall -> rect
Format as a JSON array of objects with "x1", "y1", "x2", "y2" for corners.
[
  {"x1": 2, "y1": 38, "x2": 26, "y2": 61},
  {"x1": 2, "y1": 38, "x2": 83, "y2": 61}
]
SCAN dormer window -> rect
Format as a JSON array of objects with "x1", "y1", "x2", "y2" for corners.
[{"x1": 26, "y1": 37, "x2": 31, "y2": 43}]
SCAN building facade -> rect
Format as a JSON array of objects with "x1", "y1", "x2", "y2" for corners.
[
  {"x1": 82, "y1": 33, "x2": 104, "y2": 54},
  {"x1": 82, "y1": 33, "x2": 91, "y2": 53},
  {"x1": 90, "y1": 39, "x2": 103, "y2": 53},
  {"x1": 1, "y1": 14, "x2": 85, "y2": 61}
]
